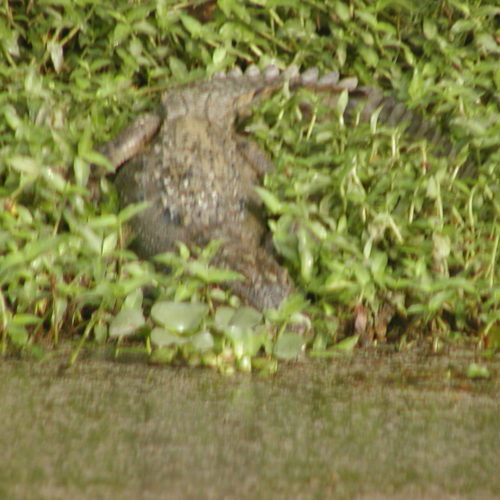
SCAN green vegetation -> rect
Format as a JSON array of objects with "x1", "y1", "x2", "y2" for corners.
[{"x1": 1, "y1": 1, "x2": 498, "y2": 372}]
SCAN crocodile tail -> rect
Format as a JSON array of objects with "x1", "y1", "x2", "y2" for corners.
[
  {"x1": 163, "y1": 64, "x2": 454, "y2": 158},
  {"x1": 353, "y1": 86, "x2": 454, "y2": 156},
  {"x1": 288, "y1": 68, "x2": 454, "y2": 157}
]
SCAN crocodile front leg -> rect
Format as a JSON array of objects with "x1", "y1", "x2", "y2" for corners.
[{"x1": 98, "y1": 112, "x2": 162, "y2": 171}]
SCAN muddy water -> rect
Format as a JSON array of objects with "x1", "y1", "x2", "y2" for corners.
[{"x1": 1, "y1": 347, "x2": 498, "y2": 500}]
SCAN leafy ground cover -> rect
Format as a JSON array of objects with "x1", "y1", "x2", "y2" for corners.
[{"x1": 0, "y1": 1, "x2": 498, "y2": 372}]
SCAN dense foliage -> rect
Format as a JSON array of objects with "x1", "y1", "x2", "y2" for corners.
[{"x1": 1, "y1": 0, "x2": 498, "y2": 371}]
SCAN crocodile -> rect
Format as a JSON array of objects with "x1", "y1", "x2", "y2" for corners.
[{"x1": 97, "y1": 64, "x2": 452, "y2": 310}]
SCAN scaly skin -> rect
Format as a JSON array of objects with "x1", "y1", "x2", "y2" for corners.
[{"x1": 101, "y1": 64, "x2": 450, "y2": 309}]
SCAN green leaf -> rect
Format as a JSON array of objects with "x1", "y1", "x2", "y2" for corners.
[
  {"x1": 475, "y1": 33, "x2": 499, "y2": 53},
  {"x1": 10, "y1": 313, "x2": 41, "y2": 326},
  {"x1": 112, "y1": 22, "x2": 132, "y2": 45},
  {"x1": 332, "y1": 334, "x2": 359, "y2": 352},
  {"x1": 334, "y1": 2, "x2": 351, "y2": 22},
  {"x1": 254, "y1": 186, "x2": 284, "y2": 214},
  {"x1": 8, "y1": 324, "x2": 29, "y2": 347},
  {"x1": 190, "y1": 331, "x2": 214, "y2": 352},
  {"x1": 187, "y1": 261, "x2": 244, "y2": 283},
  {"x1": 150, "y1": 347, "x2": 177, "y2": 364},
  {"x1": 335, "y1": 89, "x2": 349, "y2": 119},
  {"x1": 428, "y1": 290, "x2": 455, "y2": 313},
  {"x1": 229, "y1": 307, "x2": 262, "y2": 329},
  {"x1": 180, "y1": 15, "x2": 204, "y2": 38},
  {"x1": 359, "y1": 47, "x2": 379, "y2": 67},
  {"x1": 225, "y1": 325, "x2": 264, "y2": 358},
  {"x1": 7, "y1": 156, "x2": 40, "y2": 177},
  {"x1": 150, "y1": 327, "x2": 186, "y2": 347},
  {"x1": 215, "y1": 306, "x2": 262, "y2": 331},
  {"x1": 109, "y1": 308, "x2": 145, "y2": 338},
  {"x1": 118, "y1": 202, "x2": 150, "y2": 223},
  {"x1": 218, "y1": 0, "x2": 251, "y2": 22},
  {"x1": 122, "y1": 289, "x2": 143, "y2": 310},
  {"x1": 423, "y1": 19, "x2": 437, "y2": 40},
  {"x1": 151, "y1": 301, "x2": 208, "y2": 334},
  {"x1": 47, "y1": 39, "x2": 64, "y2": 73},
  {"x1": 297, "y1": 225, "x2": 314, "y2": 283},
  {"x1": 273, "y1": 332, "x2": 305, "y2": 360},
  {"x1": 466, "y1": 363, "x2": 490, "y2": 379},
  {"x1": 168, "y1": 56, "x2": 188, "y2": 79},
  {"x1": 212, "y1": 46, "x2": 227, "y2": 66},
  {"x1": 215, "y1": 307, "x2": 236, "y2": 329}
]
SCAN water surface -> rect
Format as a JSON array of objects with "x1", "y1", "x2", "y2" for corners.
[{"x1": 1, "y1": 347, "x2": 498, "y2": 499}]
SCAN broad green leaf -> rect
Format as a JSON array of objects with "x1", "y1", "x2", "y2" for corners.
[
  {"x1": 215, "y1": 306, "x2": 236, "y2": 329},
  {"x1": 335, "y1": 2, "x2": 351, "y2": 22},
  {"x1": 273, "y1": 332, "x2": 305, "y2": 360},
  {"x1": 8, "y1": 324, "x2": 29, "y2": 346},
  {"x1": 423, "y1": 19, "x2": 437, "y2": 40},
  {"x1": 190, "y1": 331, "x2": 214, "y2": 351},
  {"x1": 151, "y1": 301, "x2": 208, "y2": 334},
  {"x1": 150, "y1": 327, "x2": 186, "y2": 347},
  {"x1": 215, "y1": 306, "x2": 262, "y2": 331},
  {"x1": 225, "y1": 325, "x2": 263, "y2": 358},
  {"x1": 180, "y1": 15, "x2": 203, "y2": 38},
  {"x1": 229, "y1": 306, "x2": 262, "y2": 329},
  {"x1": 466, "y1": 363, "x2": 490, "y2": 379},
  {"x1": 7, "y1": 156, "x2": 40, "y2": 177},
  {"x1": 109, "y1": 308, "x2": 145, "y2": 338}
]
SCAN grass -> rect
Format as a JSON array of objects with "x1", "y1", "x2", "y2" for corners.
[{"x1": 0, "y1": 0, "x2": 498, "y2": 372}]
